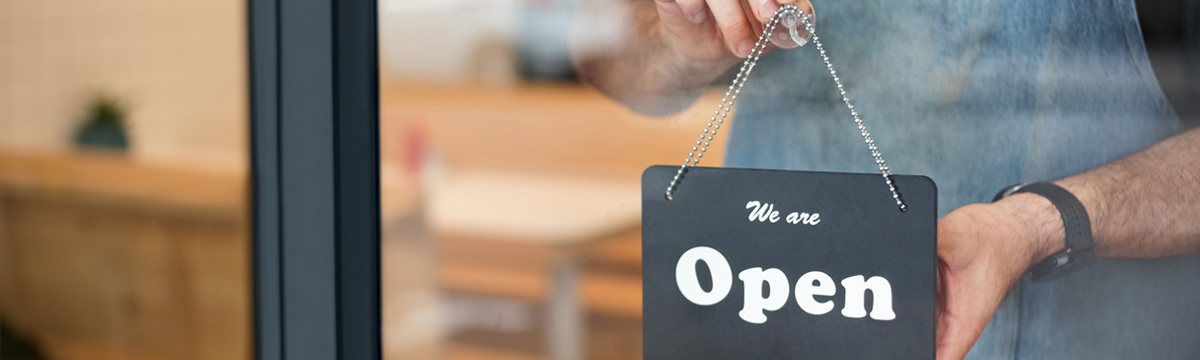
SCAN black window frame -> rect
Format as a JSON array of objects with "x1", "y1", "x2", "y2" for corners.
[{"x1": 250, "y1": 0, "x2": 380, "y2": 359}]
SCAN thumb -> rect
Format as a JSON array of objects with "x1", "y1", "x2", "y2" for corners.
[{"x1": 749, "y1": 0, "x2": 782, "y2": 24}]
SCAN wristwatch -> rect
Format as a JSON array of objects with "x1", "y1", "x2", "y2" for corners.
[{"x1": 993, "y1": 182, "x2": 1096, "y2": 282}]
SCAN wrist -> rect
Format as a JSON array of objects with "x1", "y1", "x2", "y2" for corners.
[
  {"x1": 991, "y1": 192, "x2": 1066, "y2": 271},
  {"x1": 1054, "y1": 177, "x2": 1109, "y2": 256}
]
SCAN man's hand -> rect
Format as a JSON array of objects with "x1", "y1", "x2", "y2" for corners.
[
  {"x1": 935, "y1": 128, "x2": 1200, "y2": 359},
  {"x1": 935, "y1": 196, "x2": 1064, "y2": 360},
  {"x1": 571, "y1": 0, "x2": 813, "y2": 116},
  {"x1": 653, "y1": 0, "x2": 813, "y2": 60}
]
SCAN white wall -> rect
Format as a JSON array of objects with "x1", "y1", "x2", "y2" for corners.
[
  {"x1": 0, "y1": 0, "x2": 248, "y2": 175},
  {"x1": 379, "y1": 0, "x2": 520, "y2": 83}
]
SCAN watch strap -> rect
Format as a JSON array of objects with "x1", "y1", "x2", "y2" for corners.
[{"x1": 993, "y1": 182, "x2": 1095, "y2": 282}]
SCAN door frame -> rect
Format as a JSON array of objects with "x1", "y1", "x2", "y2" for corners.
[{"x1": 249, "y1": 0, "x2": 380, "y2": 359}]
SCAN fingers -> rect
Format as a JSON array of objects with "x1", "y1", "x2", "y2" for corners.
[
  {"x1": 704, "y1": 0, "x2": 757, "y2": 57},
  {"x1": 657, "y1": 0, "x2": 812, "y2": 59},
  {"x1": 748, "y1": 0, "x2": 780, "y2": 24},
  {"x1": 674, "y1": 0, "x2": 709, "y2": 24},
  {"x1": 738, "y1": 0, "x2": 765, "y2": 46},
  {"x1": 654, "y1": 0, "x2": 699, "y2": 29}
]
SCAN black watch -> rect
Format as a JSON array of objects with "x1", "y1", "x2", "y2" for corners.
[{"x1": 993, "y1": 182, "x2": 1096, "y2": 282}]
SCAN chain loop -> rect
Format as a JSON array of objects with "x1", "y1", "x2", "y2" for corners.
[
  {"x1": 664, "y1": 5, "x2": 907, "y2": 212},
  {"x1": 799, "y1": 9, "x2": 906, "y2": 211},
  {"x1": 664, "y1": 6, "x2": 780, "y2": 200}
]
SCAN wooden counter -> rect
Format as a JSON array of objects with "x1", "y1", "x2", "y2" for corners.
[
  {"x1": 381, "y1": 83, "x2": 730, "y2": 181},
  {"x1": 0, "y1": 150, "x2": 249, "y2": 360}
]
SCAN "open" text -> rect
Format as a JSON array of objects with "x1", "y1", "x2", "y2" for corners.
[{"x1": 675, "y1": 246, "x2": 895, "y2": 324}]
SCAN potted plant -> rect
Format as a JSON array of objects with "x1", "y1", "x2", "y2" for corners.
[{"x1": 74, "y1": 94, "x2": 129, "y2": 151}]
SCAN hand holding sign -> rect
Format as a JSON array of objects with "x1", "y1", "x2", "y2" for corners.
[{"x1": 935, "y1": 198, "x2": 1064, "y2": 360}]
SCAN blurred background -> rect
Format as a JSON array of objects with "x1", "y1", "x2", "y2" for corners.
[
  {"x1": 0, "y1": 1, "x2": 250, "y2": 360},
  {"x1": 377, "y1": 0, "x2": 726, "y2": 359},
  {"x1": 377, "y1": 1, "x2": 721, "y2": 359},
  {"x1": 0, "y1": 0, "x2": 1195, "y2": 359}
]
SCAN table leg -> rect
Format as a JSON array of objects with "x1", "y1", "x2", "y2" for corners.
[{"x1": 547, "y1": 260, "x2": 583, "y2": 360}]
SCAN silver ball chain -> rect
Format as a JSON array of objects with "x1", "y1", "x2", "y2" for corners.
[{"x1": 664, "y1": 5, "x2": 908, "y2": 212}]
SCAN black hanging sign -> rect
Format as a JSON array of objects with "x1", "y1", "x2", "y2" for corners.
[{"x1": 641, "y1": 165, "x2": 937, "y2": 359}]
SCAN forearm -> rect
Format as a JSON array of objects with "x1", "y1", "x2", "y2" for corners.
[
  {"x1": 1001, "y1": 127, "x2": 1200, "y2": 264},
  {"x1": 1059, "y1": 127, "x2": 1200, "y2": 258},
  {"x1": 570, "y1": 1, "x2": 736, "y2": 116}
]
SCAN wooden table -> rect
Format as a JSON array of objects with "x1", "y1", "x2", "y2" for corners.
[{"x1": 426, "y1": 168, "x2": 640, "y2": 360}]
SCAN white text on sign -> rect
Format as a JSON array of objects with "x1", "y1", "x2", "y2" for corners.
[
  {"x1": 746, "y1": 201, "x2": 821, "y2": 225},
  {"x1": 674, "y1": 246, "x2": 895, "y2": 324}
]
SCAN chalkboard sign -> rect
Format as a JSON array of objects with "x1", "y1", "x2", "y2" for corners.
[{"x1": 642, "y1": 165, "x2": 937, "y2": 359}]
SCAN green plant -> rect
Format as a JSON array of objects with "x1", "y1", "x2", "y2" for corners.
[
  {"x1": 75, "y1": 93, "x2": 130, "y2": 150},
  {"x1": 87, "y1": 94, "x2": 126, "y2": 126}
]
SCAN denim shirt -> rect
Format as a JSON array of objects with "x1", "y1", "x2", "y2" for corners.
[{"x1": 723, "y1": 0, "x2": 1199, "y2": 358}]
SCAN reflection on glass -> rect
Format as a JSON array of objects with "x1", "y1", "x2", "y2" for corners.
[
  {"x1": 0, "y1": 1, "x2": 250, "y2": 359},
  {"x1": 379, "y1": 1, "x2": 727, "y2": 359},
  {"x1": 378, "y1": 0, "x2": 1199, "y2": 359}
]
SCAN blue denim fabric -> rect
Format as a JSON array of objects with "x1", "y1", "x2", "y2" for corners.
[{"x1": 723, "y1": 0, "x2": 1198, "y2": 358}]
